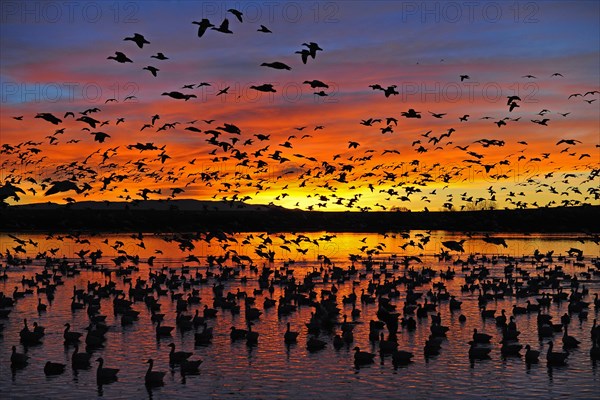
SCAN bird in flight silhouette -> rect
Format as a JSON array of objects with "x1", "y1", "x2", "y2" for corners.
[
  {"x1": 192, "y1": 19, "x2": 214, "y2": 37},
  {"x1": 107, "y1": 52, "x2": 132, "y2": 63}
]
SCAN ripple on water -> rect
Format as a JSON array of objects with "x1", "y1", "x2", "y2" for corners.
[{"x1": 0, "y1": 232, "x2": 599, "y2": 399}]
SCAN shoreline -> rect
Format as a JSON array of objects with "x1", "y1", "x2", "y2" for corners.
[{"x1": 1, "y1": 202, "x2": 598, "y2": 233}]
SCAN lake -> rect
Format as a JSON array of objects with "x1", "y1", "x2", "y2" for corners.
[{"x1": 0, "y1": 231, "x2": 599, "y2": 399}]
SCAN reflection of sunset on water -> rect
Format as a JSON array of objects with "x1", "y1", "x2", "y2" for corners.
[
  {"x1": 1, "y1": 231, "x2": 599, "y2": 398},
  {"x1": 2, "y1": 232, "x2": 599, "y2": 266}
]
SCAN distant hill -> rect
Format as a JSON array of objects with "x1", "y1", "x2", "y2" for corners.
[{"x1": 1, "y1": 201, "x2": 599, "y2": 233}]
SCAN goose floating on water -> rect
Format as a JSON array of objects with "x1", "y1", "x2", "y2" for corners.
[
  {"x1": 145, "y1": 359, "x2": 165, "y2": 386},
  {"x1": 546, "y1": 341, "x2": 568, "y2": 366},
  {"x1": 353, "y1": 347, "x2": 375, "y2": 365},
  {"x1": 96, "y1": 357, "x2": 119, "y2": 383},
  {"x1": 44, "y1": 361, "x2": 66, "y2": 375},
  {"x1": 168, "y1": 342, "x2": 192, "y2": 364}
]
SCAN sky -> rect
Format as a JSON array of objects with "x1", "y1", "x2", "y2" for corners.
[{"x1": 0, "y1": 0, "x2": 599, "y2": 211}]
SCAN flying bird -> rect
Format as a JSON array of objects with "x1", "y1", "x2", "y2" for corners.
[
  {"x1": 35, "y1": 113, "x2": 62, "y2": 125},
  {"x1": 45, "y1": 180, "x2": 82, "y2": 196},
  {"x1": 162, "y1": 91, "x2": 197, "y2": 101},
  {"x1": 295, "y1": 49, "x2": 310, "y2": 64},
  {"x1": 192, "y1": 19, "x2": 214, "y2": 37},
  {"x1": 303, "y1": 80, "x2": 328, "y2": 88},
  {"x1": 429, "y1": 112, "x2": 446, "y2": 118},
  {"x1": 216, "y1": 87, "x2": 230, "y2": 96},
  {"x1": 303, "y1": 42, "x2": 323, "y2": 59},
  {"x1": 212, "y1": 19, "x2": 233, "y2": 34},
  {"x1": 556, "y1": 139, "x2": 581, "y2": 146},
  {"x1": 401, "y1": 109, "x2": 421, "y2": 118},
  {"x1": 261, "y1": 62, "x2": 291, "y2": 70},
  {"x1": 250, "y1": 84, "x2": 276, "y2": 93},
  {"x1": 91, "y1": 132, "x2": 111, "y2": 143},
  {"x1": 228, "y1": 8, "x2": 243, "y2": 22},
  {"x1": 143, "y1": 66, "x2": 159, "y2": 77},
  {"x1": 531, "y1": 119, "x2": 549, "y2": 125},
  {"x1": 107, "y1": 51, "x2": 132, "y2": 63},
  {"x1": 151, "y1": 52, "x2": 168, "y2": 60},
  {"x1": 124, "y1": 33, "x2": 150, "y2": 48}
]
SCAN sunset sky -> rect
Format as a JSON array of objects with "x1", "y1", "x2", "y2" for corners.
[{"x1": 1, "y1": 1, "x2": 598, "y2": 211}]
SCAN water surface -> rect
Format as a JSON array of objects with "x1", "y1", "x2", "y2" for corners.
[{"x1": 0, "y1": 231, "x2": 599, "y2": 399}]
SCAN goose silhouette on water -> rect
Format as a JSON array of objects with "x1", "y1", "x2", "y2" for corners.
[
  {"x1": 168, "y1": 343, "x2": 192, "y2": 364},
  {"x1": 480, "y1": 306, "x2": 496, "y2": 319},
  {"x1": 472, "y1": 329, "x2": 492, "y2": 344},
  {"x1": 246, "y1": 322, "x2": 259, "y2": 346},
  {"x1": 96, "y1": 357, "x2": 119, "y2": 383},
  {"x1": 11, "y1": 345, "x2": 28, "y2": 368},
  {"x1": 192, "y1": 310, "x2": 205, "y2": 328},
  {"x1": 85, "y1": 324, "x2": 106, "y2": 348},
  {"x1": 500, "y1": 342, "x2": 523, "y2": 357},
  {"x1": 181, "y1": 358, "x2": 203, "y2": 375},
  {"x1": 20, "y1": 319, "x2": 42, "y2": 345},
  {"x1": 37, "y1": 298, "x2": 47, "y2": 312},
  {"x1": 156, "y1": 321, "x2": 174, "y2": 337},
  {"x1": 145, "y1": 359, "x2": 165, "y2": 386},
  {"x1": 562, "y1": 326, "x2": 580, "y2": 349},
  {"x1": 353, "y1": 347, "x2": 375, "y2": 366},
  {"x1": 468, "y1": 341, "x2": 492, "y2": 359},
  {"x1": 392, "y1": 349, "x2": 414, "y2": 366},
  {"x1": 64, "y1": 323, "x2": 82, "y2": 344},
  {"x1": 195, "y1": 323, "x2": 213, "y2": 345},
  {"x1": 44, "y1": 361, "x2": 66, "y2": 375},
  {"x1": 546, "y1": 341, "x2": 568, "y2": 366},
  {"x1": 230, "y1": 326, "x2": 247, "y2": 341},
  {"x1": 495, "y1": 309, "x2": 506, "y2": 325},
  {"x1": 525, "y1": 344, "x2": 540, "y2": 363},
  {"x1": 307, "y1": 336, "x2": 327, "y2": 352},
  {"x1": 591, "y1": 338, "x2": 600, "y2": 361},
  {"x1": 591, "y1": 319, "x2": 600, "y2": 341},
  {"x1": 526, "y1": 300, "x2": 540, "y2": 312},
  {"x1": 32, "y1": 322, "x2": 45, "y2": 336},
  {"x1": 400, "y1": 316, "x2": 417, "y2": 331},
  {"x1": 424, "y1": 339, "x2": 441, "y2": 357},
  {"x1": 71, "y1": 344, "x2": 92, "y2": 369},
  {"x1": 379, "y1": 332, "x2": 398, "y2": 354},
  {"x1": 512, "y1": 304, "x2": 527, "y2": 315},
  {"x1": 203, "y1": 304, "x2": 218, "y2": 318},
  {"x1": 332, "y1": 334, "x2": 344, "y2": 350},
  {"x1": 502, "y1": 325, "x2": 520, "y2": 342},
  {"x1": 284, "y1": 322, "x2": 299, "y2": 344}
]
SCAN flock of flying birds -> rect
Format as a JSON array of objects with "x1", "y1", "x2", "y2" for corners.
[{"x1": 0, "y1": 7, "x2": 599, "y2": 211}]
